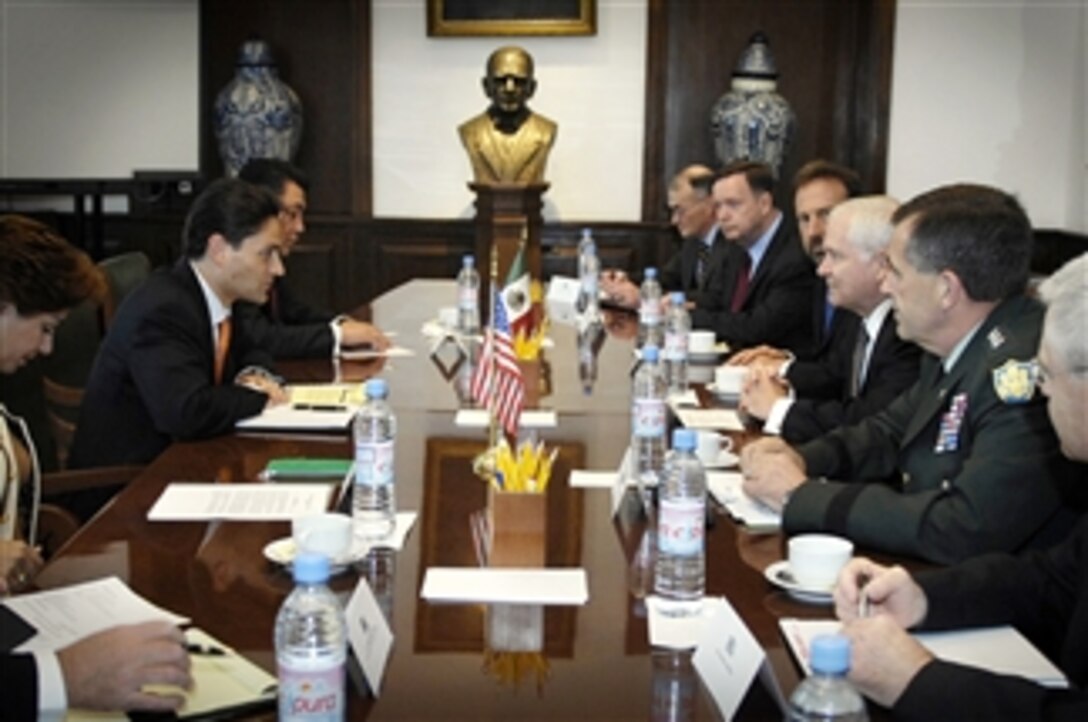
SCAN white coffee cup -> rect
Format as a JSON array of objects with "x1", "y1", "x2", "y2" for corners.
[
  {"x1": 787, "y1": 534, "x2": 854, "y2": 589},
  {"x1": 292, "y1": 513, "x2": 352, "y2": 560},
  {"x1": 714, "y1": 364, "x2": 748, "y2": 394},
  {"x1": 687, "y1": 364, "x2": 713, "y2": 384},
  {"x1": 688, "y1": 330, "x2": 716, "y2": 355},
  {"x1": 438, "y1": 306, "x2": 459, "y2": 329},
  {"x1": 695, "y1": 430, "x2": 733, "y2": 466}
]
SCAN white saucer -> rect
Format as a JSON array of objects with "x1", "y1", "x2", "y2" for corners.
[
  {"x1": 699, "y1": 450, "x2": 739, "y2": 469},
  {"x1": 688, "y1": 349, "x2": 726, "y2": 365},
  {"x1": 764, "y1": 560, "x2": 834, "y2": 604},
  {"x1": 263, "y1": 537, "x2": 366, "y2": 571}
]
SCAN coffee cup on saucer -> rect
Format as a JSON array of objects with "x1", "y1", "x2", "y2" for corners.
[
  {"x1": 292, "y1": 513, "x2": 352, "y2": 561},
  {"x1": 713, "y1": 365, "x2": 748, "y2": 394},
  {"x1": 787, "y1": 534, "x2": 854, "y2": 589},
  {"x1": 695, "y1": 430, "x2": 733, "y2": 467},
  {"x1": 688, "y1": 330, "x2": 716, "y2": 356}
]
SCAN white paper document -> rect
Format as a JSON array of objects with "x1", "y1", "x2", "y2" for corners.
[
  {"x1": 454, "y1": 409, "x2": 558, "y2": 429},
  {"x1": 668, "y1": 389, "x2": 699, "y2": 407},
  {"x1": 707, "y1": 471, "x2": 781, "y2": 531},
  {"x1": 5, "y1": 577, "x2": 188, "y2": 653},
  {"x1": 674, "y1": 407, "x2": 745, "y2": 431},
  {"x1": 288, "y1": 383, "x2": 365, "y2": 406},
  {"x1": 569, "y1": 470, "x2": 626, "y2": 489},
  {"x1": 420, "y1": 568, "x2": 588, "y2": 605},
  {"x1": 236, "y1": 404, "x2": 356, "y2": 431},
  {"x1": 780, "y1": 618, "x2": 1068, "y2": 688},
  {"x1": 339, "y1": 345, "x2": 415, "y2": 361},
  {"x1": 359, "y1": 511, "x2": 417, "y2": 554},
  {"x1": 692, "y1": 596, "x2": 768, "y2": 722},
  {"x1": 345, "y1": 577, "x2": 394, "y2": 696},
  {"x1": 148, "y1": 483, "x2": 332, "y2": 521}
]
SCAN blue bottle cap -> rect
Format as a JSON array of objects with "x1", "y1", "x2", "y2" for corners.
[
  {"x1": 672, "y1": 428, "x2": 696, "y2": 451},
  {"x1": 365, "y1": 378, "x2": 388, "y2": 399},
  {"x1": 642, "y1": 345, "x2": 659, "y2": 363},
  {"x1": 809, "y1": 634, "x2": 851, "y2": 675},
  {"x1": 645, "y1": 267, "x2": 658, "y2": 279},
  {"x1": 462, "y1": 254, "x2": 474, "y2": 267},
  {"x1": 671, "y1": 291, "x2": 685, "y2": 305},
  {"x1": 293, "y1": 552, "x2": 331, "y2": 585}
]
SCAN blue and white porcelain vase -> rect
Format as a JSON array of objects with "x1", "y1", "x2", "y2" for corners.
[
  {"x1": 710, "y1": 32, "x2": 796, "y2": 179},
  {"x1": 213, "y1": 39, "x2": 303, "y2": 177}
]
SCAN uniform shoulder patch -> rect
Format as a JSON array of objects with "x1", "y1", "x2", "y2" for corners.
[{"x1": 992, "y1": 358, "x2": 1037, "y2": 404}]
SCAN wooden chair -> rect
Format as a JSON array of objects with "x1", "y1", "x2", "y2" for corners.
[
  {"x1": 41, "y1": 376, "x2": 82, "y2": 470},
  {"x1": 99, "y1": 251, "x2": 151, "y2": 329},
  {"x1": 37, "y1": 465, "x2": 143, "y2": 557}
]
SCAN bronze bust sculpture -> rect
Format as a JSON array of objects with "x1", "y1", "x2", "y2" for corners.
[{"x1": 459, "y1": 46, "x2": 557, "y2": 185}]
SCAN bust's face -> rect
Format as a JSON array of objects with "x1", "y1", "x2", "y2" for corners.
[{"x1": 484, "y1": 49, "x2": 535, "y2": 115}]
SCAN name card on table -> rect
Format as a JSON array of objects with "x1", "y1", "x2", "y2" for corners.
[
  {"x1": 420, "y1": 568, "x2": 588, "y2": 605},
  {"x1": 454, "y1": 409, "x2": 558, "y2": 429},
  {"x1": 346, "y1": 577, "x2": 394, "y2": 696},
  {"x1": 691, "y1": 596, "x2": 771, "y2": 721}
]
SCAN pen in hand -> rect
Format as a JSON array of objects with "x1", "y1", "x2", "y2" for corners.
[{"x1": 857, "y1": 572, "x2": 872, "y2": 618}]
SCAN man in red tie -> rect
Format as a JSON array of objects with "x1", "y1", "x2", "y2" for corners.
[{"x1": 691, "y1": 160, "x2": 813, "y2": 354}]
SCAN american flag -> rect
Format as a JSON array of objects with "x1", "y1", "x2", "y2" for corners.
[{"x1": 471, "y1": 293, "x2": 524, "y2": 436}]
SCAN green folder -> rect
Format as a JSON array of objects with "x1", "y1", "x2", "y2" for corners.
[{"x1": 262, "y1": 457, "x2": 353, "y2": 480}]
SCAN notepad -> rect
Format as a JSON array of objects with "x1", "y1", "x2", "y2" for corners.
[
  {"x1": 706, "y1": 471, "x2": 781, "y2": 531},
  {"x1": 780, "y1": 618, "x2": 1068, "y2": 688}
]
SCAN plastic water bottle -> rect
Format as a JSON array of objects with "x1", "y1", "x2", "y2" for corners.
[
  {"x1": 577, "y1": 228, "x2": 601, "y2": 320},
  {"x1": 663, "y1": 292, "x2": 690, "y2": 394},
  {"x1": 650, "y1": 649, "x2": 697, "y2": 722},
  {"x1": 654, "y1": 428, "x2": 706, "y2": 617},
  {"x1": 632, "y1": 345, "x2": 667, "y2": 502},
  {"x1": 456, "y1": 254, "x2": 480, "y2": 334},
  {"x1": 787, "y1": 635, "x2": 869, "y2": 722},
  {"x1": 275, "y1": 553, "x2": 347, "y2": 721},
  {"x1": 353, "y1": 378, "x2": 396, "y2": 540},
  {"x1": 639, "y1": 267, "x2": 664, "y2": 348}
]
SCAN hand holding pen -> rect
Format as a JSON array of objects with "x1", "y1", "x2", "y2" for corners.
[{"x1": 832, "y1": 557, "x2": 929, "y2": 629}]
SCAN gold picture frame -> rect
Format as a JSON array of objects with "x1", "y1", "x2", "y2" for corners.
[{"x1": 427, "y1": 0, "x2": 596, "y2": 37}]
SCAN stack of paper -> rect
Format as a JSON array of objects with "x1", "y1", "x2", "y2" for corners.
[
  {"x1": 707, "y1": 471, "x2": 781, "y2": 531},
  {"x1": 147, "y1": 483, "x2": 332, "y2": 521},
  {"x1": 420, "y1": 568, "x2": 588, "y2": 605},
  {"x1": 780, "y1": 618, "x2": 1068, "y2": 688}
]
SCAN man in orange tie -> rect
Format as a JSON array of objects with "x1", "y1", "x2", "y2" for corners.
[{"x1": 68, "y1": 179, "x2": 288, "y2": 512}]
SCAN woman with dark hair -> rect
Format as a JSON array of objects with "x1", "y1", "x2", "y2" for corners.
[{"x1": 0, "y1": 215, "x2": 192, "y2": 719}]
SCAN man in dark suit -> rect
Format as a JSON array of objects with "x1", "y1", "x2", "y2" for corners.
[
  {"x1": 235, "y1": 159, "x2": 388, "y2": 358},
  {"x1": 833, "y1": 252, "x2": 1088, "y2": 721},
  {"x1": 792, "y1": 160, "x2": 862, "y2": 358},
  {"x1": 600, "y1": 164, "x2": 730, "y2": 310},
  {"x1": 69, "y1": 179, "x2": 287, "y2": 478},
  {"x1": 740, "y1": 184, "x2": 1080, "y2": 564},
  {"x1": 735, "y1": 196, "x2": 921, "y2": 443},
  {"x1": 690, "y1": 161, "x2": 814, "y2": 354}
]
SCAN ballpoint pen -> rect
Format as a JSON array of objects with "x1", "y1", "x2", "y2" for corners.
[
  {"x1": 857, "y1": 573, "x2": 872, "y2": 618},
  {"x1": 186, "y1": 642, "x2": 227, "y2": 656},
  {"x1": 292, "y1": 404, "x2": 349, "y2": 412}
]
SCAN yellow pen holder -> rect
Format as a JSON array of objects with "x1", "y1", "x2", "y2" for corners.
[{"x1": 488, "y1": 486, "x2": 546, "y2": 568}]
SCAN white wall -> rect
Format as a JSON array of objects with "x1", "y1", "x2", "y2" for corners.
[
  {"x1": 0, "y1": 0, "x2": 198, "y2": 179},
  {"x1": 887, "y1": 0, "x2": 1086, "y2": 231},
  {"x1": 371, "y1": 0, "x2": 647, "y2": 222}
]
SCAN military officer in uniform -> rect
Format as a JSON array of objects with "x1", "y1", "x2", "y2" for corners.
[{"x1": 739, "y1": 184, "x2": 1080, "y2": 564}]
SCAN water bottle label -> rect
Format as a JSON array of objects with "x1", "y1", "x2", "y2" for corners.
[
  {"x1": 640, "y1": 300, "x2": 662, "y2": 326},
  {"x1": 278, "y1": 661, "x2": 345, "y2": 721},
  {"x1": 355, "y1": 440, "x2": 394, "y2": 487},
  {"x1": 458, "y1": 286, "x2": 477, "y2": 310},
  {"x1": 658, "y1": 499, "x2": 704, "y2": 556},
  {"x1": 664, "y1": 331, "x2": 688, "y2": 361},
  {"x1": 632, "y1": 398, "x2": 666, "y2": 437}
]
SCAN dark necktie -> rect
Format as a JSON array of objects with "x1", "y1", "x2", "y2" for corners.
[
  {"x1": 849, "y1": 325, "x2": 870, "y2": 397},
  {"x1": 695, "y1": 242, "x2": 711, "y2": 289},
  {"x1": 729, "y1": 253, "x2": 752, "y2": 313},
  {"x1": 267, "y1": 284, "x2": 280, "y2": 322}
]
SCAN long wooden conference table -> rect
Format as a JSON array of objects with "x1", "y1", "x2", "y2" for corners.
[{"x1": 39, "y1": 280, "x2": 874, "y2": 720}]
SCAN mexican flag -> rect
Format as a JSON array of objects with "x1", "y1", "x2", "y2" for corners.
[{"x1": 501, "y1": 244, "x2": 533, "y2": 340}]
